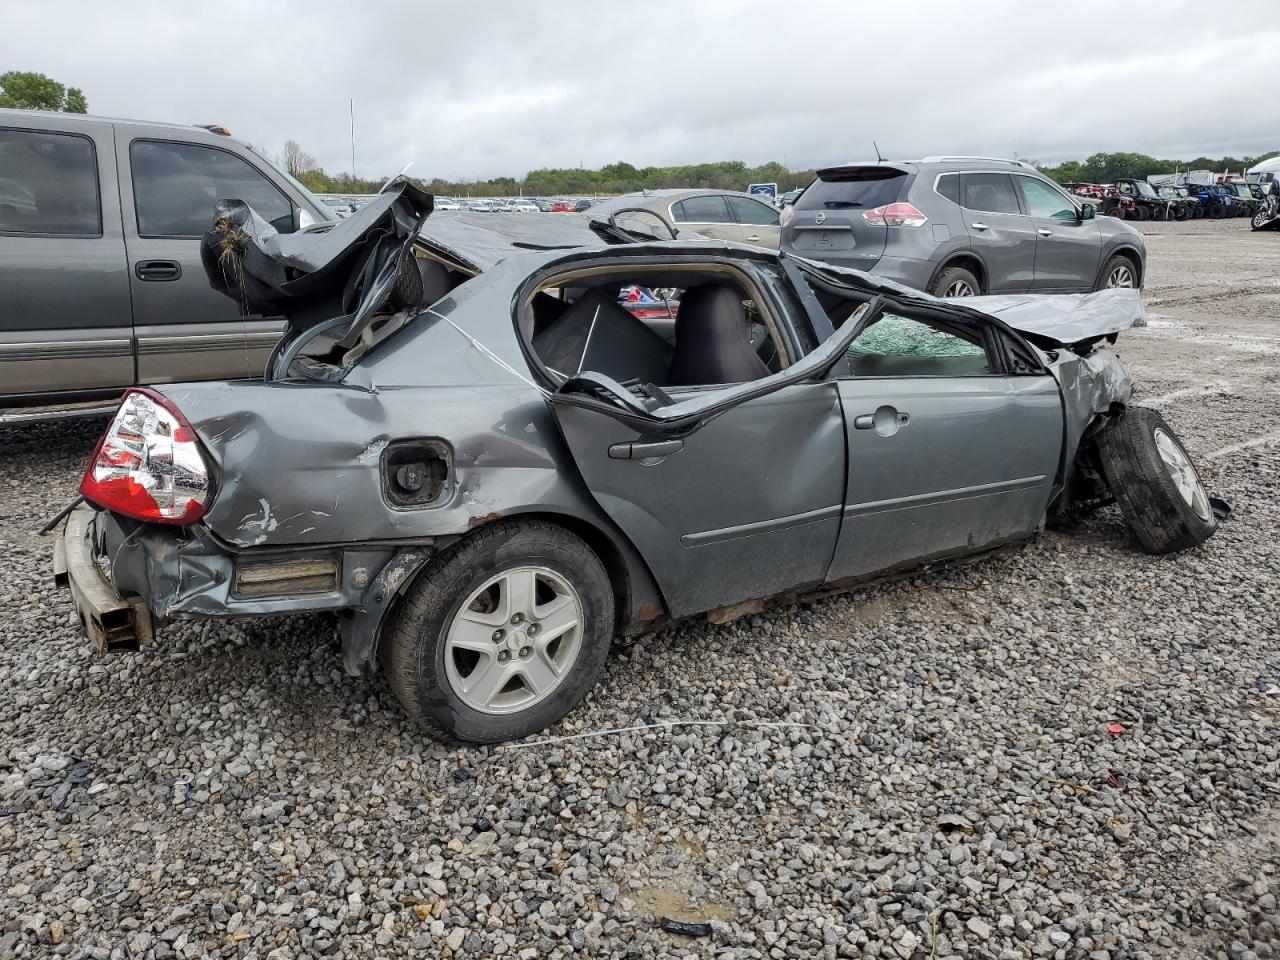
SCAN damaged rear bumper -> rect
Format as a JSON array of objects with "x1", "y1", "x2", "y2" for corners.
[
  {"x1": 54, "y1": 506, "x2": 154, "y2": 653},
  {"x1": 54, "y1": 506, "x2": 435, "y2": 673}
]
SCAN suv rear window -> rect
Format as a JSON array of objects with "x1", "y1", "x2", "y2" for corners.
[
  {"x1": 795, "y1": 167, "x2": 907, "y2": 211},
  {"x1": 0, "y1": 128, "x2": 101, "y2": 236}
]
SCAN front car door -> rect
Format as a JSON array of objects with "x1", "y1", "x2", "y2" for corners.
[
  {"x1": 823, "y1": 301, "x2": 1063, "y2": 582},
  {"x1": 1015, "y1": 174, "x2": 1100, "y2": 292},
  {"x1": 725, "y1": 194, "x2": 782, "y2": 248},
  {"x1": 0, "y1": 116, "x2": 133, "y2": 405},
  {"x1": 116, "y1": 132, "x2": 298, "y2": 384},
  {"x1": 959, "y1": 172, "x2": 1036, "y2": 292},
  {"x1": 670, "y1": 194, "x2": 744, "y2": 243},
  {"x1": 546, "y1": 263, "x2": 870, "y2": 618}
]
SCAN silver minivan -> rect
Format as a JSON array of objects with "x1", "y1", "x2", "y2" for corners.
[{"x1": 0, "y1": 109, "x2": 336, "y2": 422}]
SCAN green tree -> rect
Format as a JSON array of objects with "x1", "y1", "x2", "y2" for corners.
[{"x1": 0, "y1": 71, "x2": 88, "y2": 112}]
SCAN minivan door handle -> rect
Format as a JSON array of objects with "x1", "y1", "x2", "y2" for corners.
[
  {"x1": 970, "y1": 222, "x2": 990, "y2": 231},
  {"x1": 134, "y1": 260, "x2": 182, "y2": 282},
  {"x1": 608, "y1": 439, "x2": 684, "y2": 460},
  {"x1": 744, "y1": 234, "x2": 761, "y2": 242}
]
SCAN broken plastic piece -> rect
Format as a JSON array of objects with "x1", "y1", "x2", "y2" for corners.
[
  {"x1": 1107, "y1": 722, "x2": 1125, "y2": 737},
  {"x1": 1209, "y1": 497, "x2": 1232, "y2": 521},
  {"x1": 658, "y1": 917, "x2": 713, "y2": 937},
  {"x1": 50, "y1": 761, "x2": 91, "y2": 810}
]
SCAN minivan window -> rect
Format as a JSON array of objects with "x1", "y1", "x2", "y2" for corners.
[
  {"x1": 1016, "y1": 176, "x2": 1077, "y2": 220},
  {"x1": 0, "y1": 128, "x2": 101, "y2": 236},
  {"x1": 131, "y1": 140, "x2": 293, "y2": 238},
  {"x1": 674, "y1": 195, "x2": 732, "y2": 223},
  {"x1": 726, "y1": 195, "x2": 780, "y2": 225},
  {"x1": 961, "y1": 173, "x2": 1021, "y2": 215},
  {"x1": 795, "y1": 167, "x2": 906, "y2": 211}
]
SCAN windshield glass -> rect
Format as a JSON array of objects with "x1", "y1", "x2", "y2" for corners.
[
  {"x1": 1134, "y1": 181, "x2": 1157, "y2": 198},
  {"x1": 245, "y1": 143, "x2": 340, "y2": 223}
]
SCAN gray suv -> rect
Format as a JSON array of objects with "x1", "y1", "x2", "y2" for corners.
[
  {"x1": 780, "y1": 157, "x2": 1146, "y2": 298},
  {"x1": 0, "y1": 109, "x2": 337, "y2": 423}
]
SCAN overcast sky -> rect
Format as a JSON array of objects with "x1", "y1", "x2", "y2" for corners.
[{"x1": 7, "y1": 0, "x2": 1279, "y2": 180}]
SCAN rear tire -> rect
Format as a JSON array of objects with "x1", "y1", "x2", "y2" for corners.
[
  {"x1": 1208, "y1": 203, "x2": 1225, "y2": 219},
  {"x1": 1134, "y1": 205, "x2": 1150, "y2": 221},
  {"x1": 1095, "y1": 407, "x2": 1216, "y2": 555},
  {"x1": 930, "y1": 265, "x2": 980, "y2": 298},
  {"x1": 381, "y1": 519, "x2": 614, "y2": 743}
]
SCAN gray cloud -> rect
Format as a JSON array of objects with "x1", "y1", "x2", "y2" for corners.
[{"x1": 6, "y1": 0, "x2": 1278, "y2": 180}]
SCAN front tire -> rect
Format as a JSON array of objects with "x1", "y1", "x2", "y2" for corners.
[
  {"x1": 931, "y1": 265, "x2": 980, "y2": 298},
  {"x1": 1097, "y1": 254, "x2": 1138, "y2": 290},
  {"x1": 381, "y1": 519, "x2": 615, "y2": 743},
  {"x1": 1095, "y1": 408, "x2": 1216, "y2": 555}
]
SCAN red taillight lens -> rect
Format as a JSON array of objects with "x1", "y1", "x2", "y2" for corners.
[
  {"x1": 80, "y1": 389, "x2": 212, "y2": 525},
  {"x1": 863, "y1": 202, "x2": 928, "y2": 227}
]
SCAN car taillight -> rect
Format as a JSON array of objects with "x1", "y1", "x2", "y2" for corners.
[
  {"x1": 779, "y1": 204, "x2": 795, "y2": 227},
  {"x1": 79, "y1": 389, "x2": 212, "y2": 525},
  {"x1": 863, "y1": 202, "x2": 928, "y2": 227}
]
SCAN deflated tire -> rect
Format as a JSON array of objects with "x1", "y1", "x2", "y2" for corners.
[{"x1": 1096, "y1": 407, "x2": 1217, "y2": 554}]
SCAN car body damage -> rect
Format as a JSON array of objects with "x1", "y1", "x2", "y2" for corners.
[{"x1": 57, "y1": 184, "x2": 1220, "y2": 741}]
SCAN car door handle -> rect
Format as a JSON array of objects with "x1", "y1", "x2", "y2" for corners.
[
  {"x1": 744, "y1": 234, "x2": 761, "y2": 242},
  {"x1": 608, "y1": 439, "x2": 684, "y2": 460},
  {"x1": 853, "y1": 407, "x2": 910, "y2": 435},
  {"x1": 970, "y1": 222, "x2": 989, "y2": 231},
  {"x1": 134, "y1": 260, "x2": 182, "y2": 282},
  {"x1": 1037, "y1": 228, "x2": 1053, "y2": 237}
]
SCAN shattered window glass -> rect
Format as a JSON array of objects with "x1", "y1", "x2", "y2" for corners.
[
  {"x1": 846, "y1": 314, "x2": 991, "y2": 377},
  {"x1": 0, "y1": 129, "x2": 100, "y2": 236}
]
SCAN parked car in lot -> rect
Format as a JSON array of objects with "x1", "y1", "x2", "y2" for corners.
[
  {"x1": 56, "y1": 180, "x2": 1217, "y2": 744},
  {"x1": 507, "y1": 198, "x2": 539, "y2": 213},
  {"x1": 434, "y1": 197, "x2": 463, "y2": 211},
  {"x1": 781, "y1": 158, "x2": 1146, "y2": 297},
  {"x1": 0, "y1": 109, "x2": 337, "y2": 423},
  {"x1": 584, "y1": 189, "x2": 782, "y2": 247},
  {"x1": 319, "y1": 195, "x2": 357, "y2": 218},
  {"x1": 466, "y1": 199, "x2": 501, "y2": 212}
]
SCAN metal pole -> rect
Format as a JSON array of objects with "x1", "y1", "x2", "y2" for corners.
[{"x1": 349, "y1": 99, "x2": 356, "y2": 180}]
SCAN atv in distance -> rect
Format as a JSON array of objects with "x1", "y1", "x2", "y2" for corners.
[
  {"x1": 1113, "y1": 179, "x2": 1179, "y2": 221},
  {"x1": 1067, "y1": 182, "x2": 1134, "y2": 219}
]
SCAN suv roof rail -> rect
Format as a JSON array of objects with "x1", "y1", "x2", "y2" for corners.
[{"x1": 920, "y1": 156, "x2": 1036, "y2": 169}]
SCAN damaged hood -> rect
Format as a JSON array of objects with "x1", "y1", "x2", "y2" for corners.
[
  {"x1": 967, "y1": 289, "x2": 1147, "y2": 346},
  {"x1": 201, "y1": 178, "x2": 434, "y2": 340},
  {"x1": 791, "y1": 256, "x2": 1147, "y2": 347}
]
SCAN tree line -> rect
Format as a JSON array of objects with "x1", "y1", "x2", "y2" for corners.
[{"x1": 0, "y1": 71, "x2": 87, "y2": 112}]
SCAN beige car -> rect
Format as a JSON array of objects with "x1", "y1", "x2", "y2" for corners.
[{"x1": 586, "y1": 189, "x2": 781, "y2": 248}]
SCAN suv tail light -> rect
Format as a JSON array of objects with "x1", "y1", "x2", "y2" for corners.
[
  {"x1": 80, "y1": 389, "x2": 212, "y2": 525},
  {"x1": 779, "y1": 204, "x2": 796, "y2": 227},
  {"x1": 863, "y1": 202, "x2": 928, "y2": 227}
]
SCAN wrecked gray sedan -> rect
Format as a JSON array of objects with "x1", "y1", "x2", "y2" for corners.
[{"x1": 55, "y1": 180, "x2": 1218, "y2": 743}]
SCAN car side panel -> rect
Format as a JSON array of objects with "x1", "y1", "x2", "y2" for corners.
[{"x1": 0, "y1": 114, "x2": 134, "y2": 401}]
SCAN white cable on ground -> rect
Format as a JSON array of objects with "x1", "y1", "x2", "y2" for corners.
[{"x1": 508, "y1": 718, "x2": 819, "y2": 749}]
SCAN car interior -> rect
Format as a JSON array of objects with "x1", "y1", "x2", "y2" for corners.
[{"x1": 523, "y1": 266, "x2": 786, "y2": 389}]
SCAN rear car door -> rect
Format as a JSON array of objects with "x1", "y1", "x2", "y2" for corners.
[
  {"x1": 826, "y1": 307, "x2": 1063, "y2": 582},
  {"x1": 959, "y1": 172, "x2": 1036, "y2": 292},
  {"x1": 0, "y1": 117, "x2": 133, "y2": 404},
  {"x1": 547, "y1": 290, "x2": 869, "y2": 618},
  {"x1": 1015, "y1": 174, "x2": 1100, "y2": 292},
  {"x1": 670, "y1": 194, "x2": 743, "y2": 242},
  {"x1": 117, "y1": 133, "x2": 297, "y2": 384},
  {"x1": 725, "y1": 194, "x2": 781, "y2": 247}
]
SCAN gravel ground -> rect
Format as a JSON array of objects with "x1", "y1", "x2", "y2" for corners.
[{"x1": 2, "y1": 217, "x2": 1278, "y2": 960}]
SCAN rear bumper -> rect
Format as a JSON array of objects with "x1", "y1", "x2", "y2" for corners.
[{"x1": 54, "y1": 506, "x2": 154, "y2": 652}]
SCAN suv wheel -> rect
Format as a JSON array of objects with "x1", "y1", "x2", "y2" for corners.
[
  {"x1": 381, "y1": 519, "x2": 614, "y2": 743},
  {"x1": 1097, "y1": 254, "x2": 1137, "y2": 290},
  {"x1": 931, "y1": 265, "x2": 980, "y2": 298}
]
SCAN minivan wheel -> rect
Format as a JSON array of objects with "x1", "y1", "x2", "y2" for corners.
[
  {"x1": 931, "y1": 265, "x2": 980, "y2": 298},
  {"x1": 1097, "y1": 254, "x2": 1137, "y2": 291},
  {"x1": 381, "y1": 519, "x2": 614, "y2": 743},
  {"x1": 1095, "y1": 407, "x2": 1216, "y2": 555}
]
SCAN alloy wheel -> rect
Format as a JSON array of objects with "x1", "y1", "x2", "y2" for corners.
[
  {"x1": 1107, "y1": 264, "x2": 1135, "y2": 288},
  {"x1": 1153, "y1": 428, "x2": 1211, "y2": 522},
  {"x1": 443, "y1": 565, "x2": 584, "y2": 715},
  {"x1": 944, "y1": 279, "x2": 975, "y2": 298}
]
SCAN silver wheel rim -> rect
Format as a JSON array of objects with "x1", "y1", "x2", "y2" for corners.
[
  {"x1": 944, "y1": 279, "x2": 975, "y2": 298},
  {"x1": 1153, "y1": 428, "x2": 1211, "y2": 522},
  {"x1": 1107, "y1": 264, "x2": 1134, "y2": 288},
  {"x1": 443, "y1": 565, "x2": 584, "y2": 715}
]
